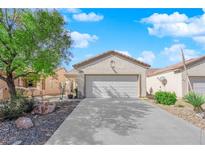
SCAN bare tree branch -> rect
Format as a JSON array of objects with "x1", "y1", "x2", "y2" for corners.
[
  {"x1": 5, "y1": 9, "x2": 10, "y2": 30},
  {"x1": 5, "y1": 9, "x2": 15, "y2": 39}
]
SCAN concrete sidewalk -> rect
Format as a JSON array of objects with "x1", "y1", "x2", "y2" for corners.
[{"x1": 46, "y1": 98, "x2": 205, "y2": 145}]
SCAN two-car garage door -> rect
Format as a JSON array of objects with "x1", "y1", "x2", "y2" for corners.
[{"x1": 85, "y1": 75, "x2": 139, "y2": 98}]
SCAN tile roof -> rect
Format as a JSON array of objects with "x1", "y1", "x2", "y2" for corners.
[
  {"x1": 147, "y1": 55, "x2": 205, "y2": 77},
  {"x1": 146, "y1": 68, "x2": 160, "y2": 76},
  {"x1": 73, "y1": 50, "x2": 151, "y2": 69},
  {"x1": 67, "y1": 69, "x2": 78, "y2": 76}
]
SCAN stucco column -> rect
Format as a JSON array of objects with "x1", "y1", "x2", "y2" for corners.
[
  {"x1": 182, "y1": 72, "x2": 189, "y2": 97},
  {"x1": 140, "y1": 73, "x2": 147, "y2": 97},
  {"x1": 77, "y1": 70, "x2": 85, "y2": 98},
  {"x1": 137, "y1": 74, "x2": 141, "y2": 97}
]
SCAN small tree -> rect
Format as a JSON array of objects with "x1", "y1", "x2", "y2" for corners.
[
  {"x1": 0, "y1": 9, "x2": 72, "y2": 99},
  {"x1": 184, "y1": 92, "x2": 205, "y2": 113}
]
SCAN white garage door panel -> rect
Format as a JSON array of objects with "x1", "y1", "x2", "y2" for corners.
[
  {"x1": 193, "y1": 82, "x2": 205, "y2": 95},
  {"x1": 191, "y1": 77, "x2": 205, "y2": 95},
  {"x1": 85, "y1": 75, "x2": 138, "y2": 98}
]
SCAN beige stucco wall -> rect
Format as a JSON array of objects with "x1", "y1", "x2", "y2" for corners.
[
  {"x1": 42, "y1": 68, "x2": 69, "y2": 95},
  {"x1": 0, "y1": 78, "x2": 22, "y2": 100},
  {"x1": 147, "y1": 71, "x2": 183, "y2": 97},
  {"x1": 75, "y1": 55, "x2": 148, "y2": 98},
  {"x1": 0, "y1": 80, "x2": 8, "y2": 100}
]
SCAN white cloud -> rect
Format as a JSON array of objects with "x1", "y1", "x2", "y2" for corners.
[
  {"x1": 137, "y1": 51, "x2": 156, "y2": 64},
  {"x1": 67, "y1": 8, "x2": 81, "y2": 14},
  {"x1": 71, "y1": 31, "x2": 98, "y2": 48},
  {"x1": 161, "y1": 43, "x2": 199, "y2": 62},
  {"x1": 85, "y1": 54, "x2": 93, "y2": 58},
  {"x1": 73, "y1": 12, "x2": 104, "y2": 22},
  {"x1": 193, "y1": 36, "x2": 205, "y2": 46},
  {"x1": 142, "y1": 12, "x2": 188, "y2": 25},
  {"x1": 141, "y1": 12, "x2": 205, "y2": 46},
  {"x1": 115, "y1": 50, "x2": 131, "y2": 56}
]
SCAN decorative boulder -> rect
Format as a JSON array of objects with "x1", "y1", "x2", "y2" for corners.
[
  {"x1": 15, "y1": 117, "x2": 33, "y2": 129},
  {"x1": 32, "y1": 101, "x2": 56, "y2": 115}
]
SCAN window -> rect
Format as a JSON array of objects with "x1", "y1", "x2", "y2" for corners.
[{"x1": 24, "y1": 79, "x2": 37, "y2": 88}]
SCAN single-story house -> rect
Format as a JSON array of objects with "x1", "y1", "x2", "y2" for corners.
[
  {"x1": 68, "y1": 50, "x2": 150, "y2": 98},
  {"x1": 147, "y1": 55, "x2": 205, "y2": 98},
  {"x1": 0, "y1": 67, "x2": 70, "y2": 100},
  {"x1": 40, "y1": 67, "x2": 70, "y2": 96}
]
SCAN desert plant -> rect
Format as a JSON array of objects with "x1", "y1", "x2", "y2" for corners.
[
  {"x1": 154, "y1": 91, "x2": 177, "y2": 105},
  {"x1": 184, "y1": 92, "x2": 205, "y2": 113},
  {"x1": 0, "y1": 96, "x2": 35, "y2": 120},
  {"x1": 74, "y1": 88, "x2": 78, "y2": 99}
]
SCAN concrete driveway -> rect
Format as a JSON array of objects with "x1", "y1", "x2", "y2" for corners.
[{"x1": 46, "y1": 98, "x2": 205, "y2": 145}]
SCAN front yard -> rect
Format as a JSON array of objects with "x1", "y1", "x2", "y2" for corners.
[
  {"x1": 147, "y1": 99, "x2": 205, "y2": 129},
  {"x1": 1, "y1": 93, "x2": 205, "y2": 145},
  {"x1": 0, "y1": 100, "x2": 80, "y2": 145}
]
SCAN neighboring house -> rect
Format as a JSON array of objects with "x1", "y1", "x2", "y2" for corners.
[
  {"x1": 0, "y1": 67, "x2": 69, "y2": 100},
  {"x1": 68, "y1": 50, "x2": 150, "y2": 98},
  {"x1": 40, "y1": 68, "x2": 69, "y2": 96},
  {"x1": 147, "y1": 55, "x2": 205, "y2": 98}
]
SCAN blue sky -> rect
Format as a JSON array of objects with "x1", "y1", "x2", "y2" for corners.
[{"x1": 59, "y1": 8, "x2": 205, "y2": 69}]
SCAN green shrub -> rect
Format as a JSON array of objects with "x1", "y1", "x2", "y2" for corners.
[
  {"x1": 154, "y1": 91, "x2": 177, "y2": 105},
  {"x1": 184, "y1": 92, "x2": 205, "y2": 113},
  {"x1": 0, "y1": 96, "x2": 35, "y2": 120}
]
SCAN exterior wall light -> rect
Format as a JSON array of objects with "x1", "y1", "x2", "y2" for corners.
[{"x1": 110, "y1": 60, "x2": 116, "y2": 69}]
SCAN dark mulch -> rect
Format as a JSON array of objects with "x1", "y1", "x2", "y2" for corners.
[{"x1": 0, "y1": 101, "x2": 80, "y2": 145}]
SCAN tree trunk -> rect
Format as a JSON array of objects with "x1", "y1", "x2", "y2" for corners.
[{"x1": 6, "y1": 74, "x2": 17, "y2": 99}]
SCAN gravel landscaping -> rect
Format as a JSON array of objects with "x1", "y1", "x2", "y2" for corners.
[
  {"x1": 0, "y1": 100, "x2": 80, "y2": 145},
  {"x1": 147, "y1": 99, "x2": 205, "y2": 130}
]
